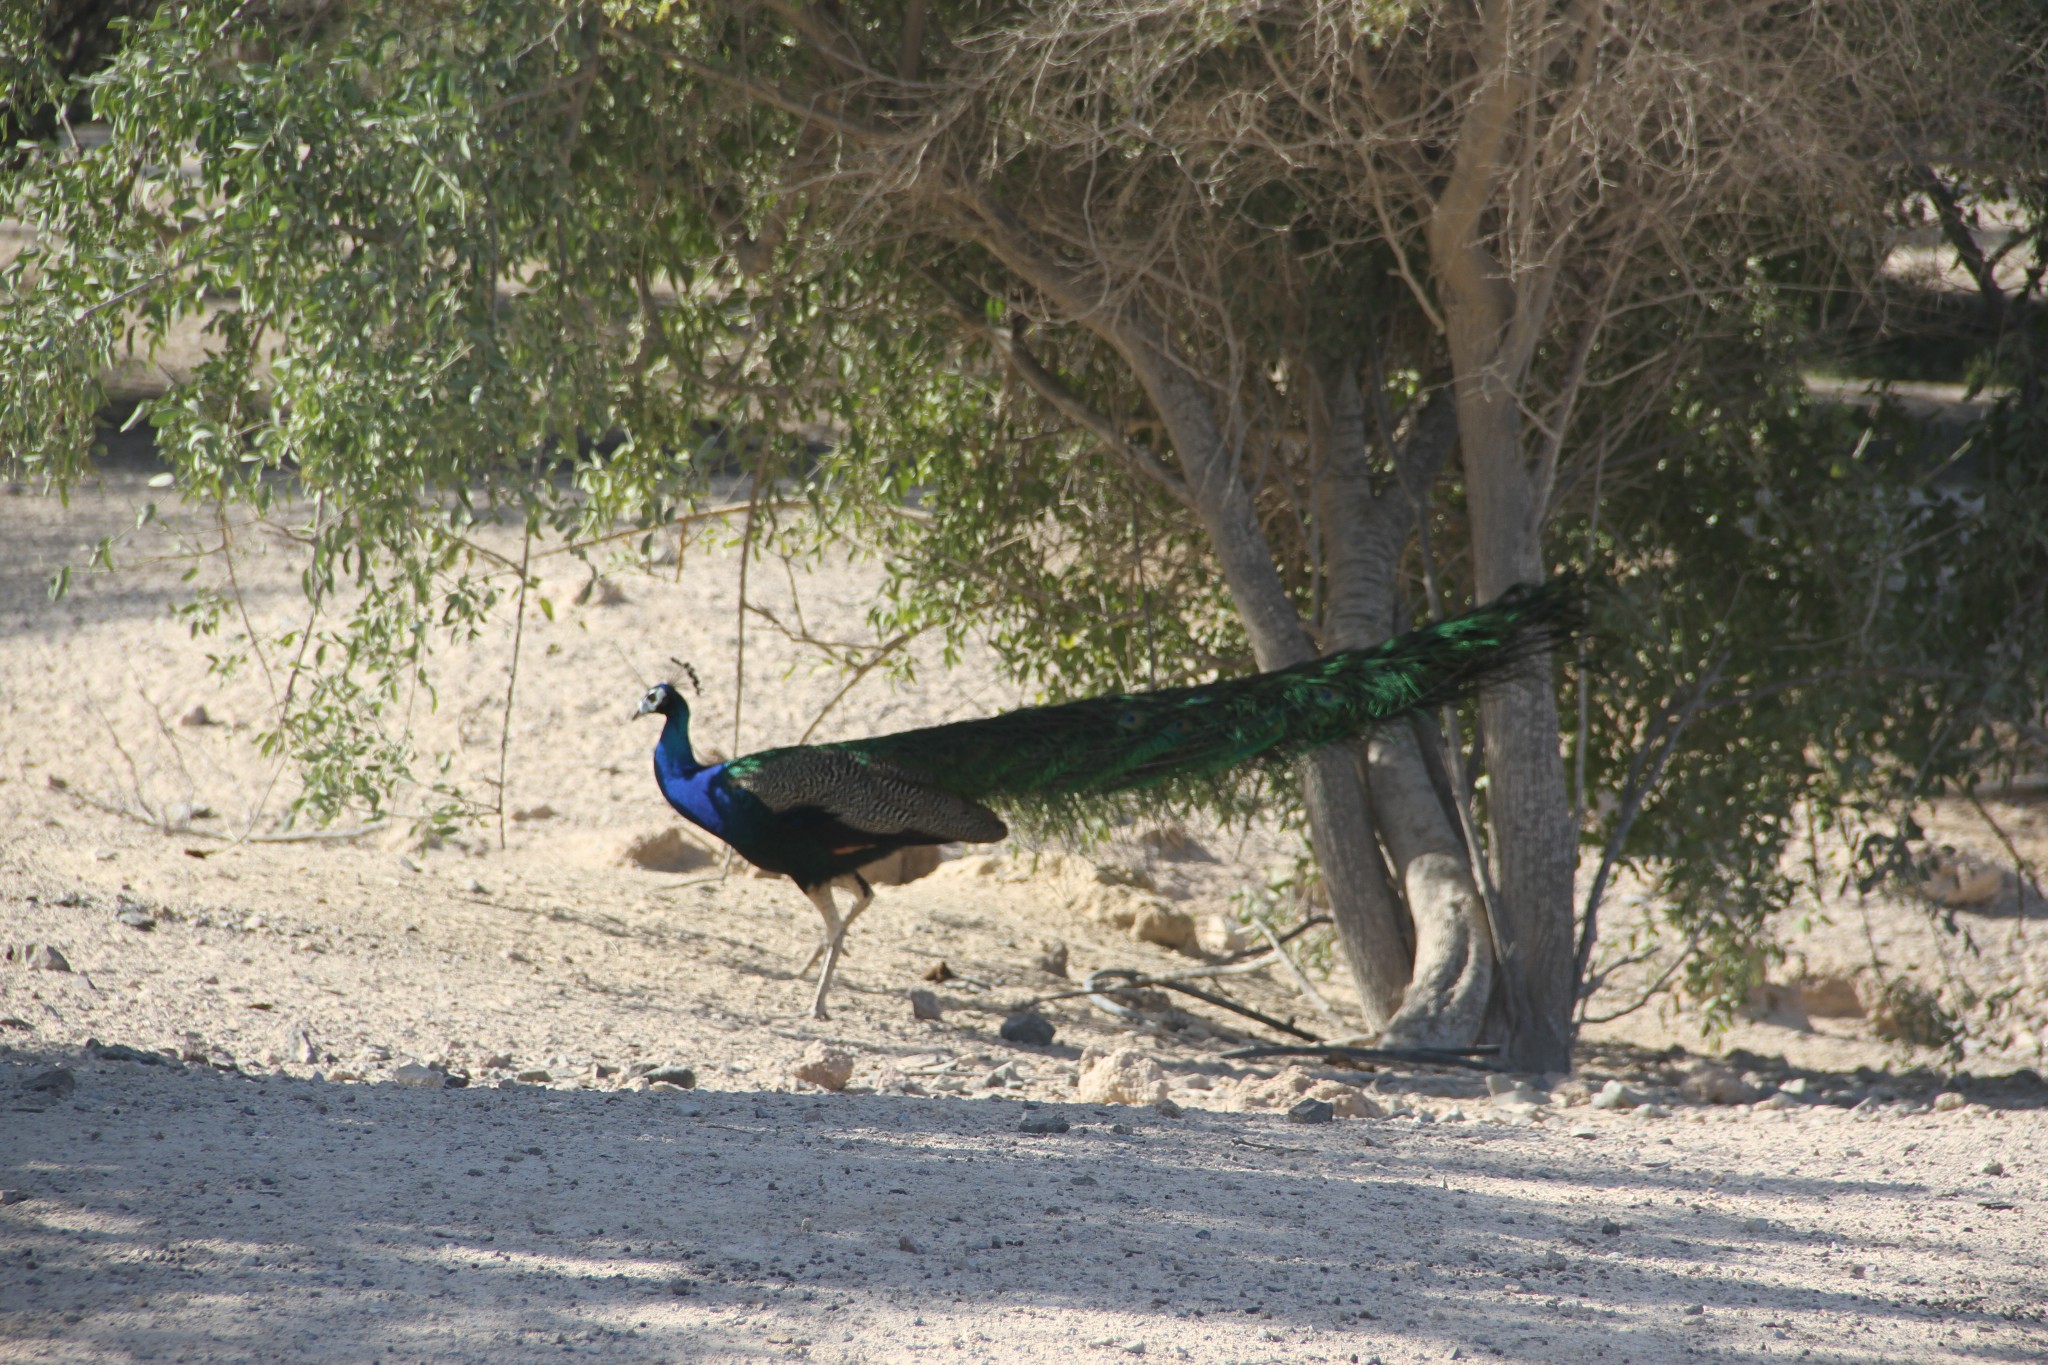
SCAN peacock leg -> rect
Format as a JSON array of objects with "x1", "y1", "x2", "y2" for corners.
[
  {"x1": 796, "y1": 879, "x2": 866, "y2": 979},
  {"x1": 798, "y1": 882, "x2": 841, "y2": 991},
  {"x1": 808, "y1": 875, "x2": 874, "y2": 1021},
  {"x1": 835, "y1": 874, "x2": 875, "y2": 939}
]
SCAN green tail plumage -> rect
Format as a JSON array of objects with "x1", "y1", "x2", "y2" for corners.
[{"x1": 797, "y1": 578, "x2": 1580, "y2": 827}]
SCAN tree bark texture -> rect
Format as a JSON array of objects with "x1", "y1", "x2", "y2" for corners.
[
  {"x1": 1366, "y1": 724, "x2": 1495, "y2": 1047},
  {"x1": 1439, "y1": 328, "x2": 1576, "y2": 1073},
  {"x1": 1311, "y1": 369, "x2": 1489, "y2": 1045}
]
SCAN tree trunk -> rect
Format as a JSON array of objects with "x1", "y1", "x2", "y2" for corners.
[
  {"x1": 1161, "y1": 387, "x2": 1412, "y2": 1028},
  {"x1": 1311, "y1": 369, "x2": 1486, "y2": 1042},
  {"x1": 1419, "y1": 0, "x2": 1578, "y2": 1070},
  {"x1": 1299, "y1": 750, "x2": 1408, "y2": 1032},
  {"x1": 1366, "y1": 725, "x2": 1495, "y2": 1047},
  {"x1": 1449, "y1": 374, "x2": 1575, "y2": 1072}
]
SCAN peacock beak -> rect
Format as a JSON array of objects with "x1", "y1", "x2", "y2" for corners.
[{"x1": 633, "y1": 695, "x2": 656, "y2": 720}]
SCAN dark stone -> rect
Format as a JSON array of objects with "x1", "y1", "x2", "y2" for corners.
[
  {"x1": 15, "y1": 944, "x2": 69, "y2": 972},
  {"x1": 23, "y1": 1067, "x2": 76, "y2": 1096},
  {"x1": 1018, "y1": 1117, "x2": 1070, "y2": 1135},
  {"x1": 1286, "y1": 1097, "x2": 1335, "y2": 1125},
  {"x1": 1000, "y1": 1011, "x2": 1056, "y2": 1046},
  {"x1": 88, "y1": 1042, "x2": 164, "y2": 1066}
]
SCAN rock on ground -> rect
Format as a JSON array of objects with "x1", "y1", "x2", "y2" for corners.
[
  {"x1": 1074, "y1": 1048, "x2": 1168, "y2": 1105},
  {"x1": 793, "y1": 1045, "x2": 855, "y2": 1092}
]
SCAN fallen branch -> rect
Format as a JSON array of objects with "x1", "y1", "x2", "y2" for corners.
[
  {"x1": 1220, "y1": 1042, "x2": 1501, "y2": 1071},
  {"x1": 1064, "y1": 966, "x2": 1319, "y2": 1041},
  {"x1": 1016, "y1": 915, "x2": 1337, "y2": 1043}
]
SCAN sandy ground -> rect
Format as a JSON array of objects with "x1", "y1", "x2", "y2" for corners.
[{"x1": 4, "y1": 468, "x2": 2046, "y2": 1364}]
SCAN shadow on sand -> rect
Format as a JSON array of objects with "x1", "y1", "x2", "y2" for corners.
[{"x1": 4, "y1": 1043, "x2": 2042, "y2": 1364}]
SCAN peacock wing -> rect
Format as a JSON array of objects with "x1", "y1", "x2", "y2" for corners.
[{"x1": 725, "y1": 748, "x2": 1008, "y2": 845}]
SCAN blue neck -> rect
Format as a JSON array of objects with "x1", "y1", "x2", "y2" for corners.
[
  {"x1": 652, "y1": 708, "x2": 738, "y2": 843},
  {"x1": 655, "y1": 710, "x2": 705, "y2": 778}
]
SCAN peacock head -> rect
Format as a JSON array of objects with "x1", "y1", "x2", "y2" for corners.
[
  {"x1": 634, "y1": 661, "x2": 701, "y2": 722},
  {"x1": 633, "y1": 682, "x2": 687, "y2": 722}
]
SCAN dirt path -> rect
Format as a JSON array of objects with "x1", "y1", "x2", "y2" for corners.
[{"x1": 5, "y1": 1039, "x2": 2044, "y2": 1364}]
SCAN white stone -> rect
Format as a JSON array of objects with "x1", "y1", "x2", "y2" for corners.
[
  {"x1": 1590, "y1": 1080, "x2": 1647, "y2": 1110},
  {"x1": 1074, "y1": 1048, "x2": 1168, "y2": 1106}
]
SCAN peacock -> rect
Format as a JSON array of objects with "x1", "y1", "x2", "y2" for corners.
[{"x1": 636, "y1": 580, "x2": 1580, "y2": 1019}]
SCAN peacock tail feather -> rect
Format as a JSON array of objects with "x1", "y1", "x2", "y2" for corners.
[{"x1": 726, "y1": 578, "x2": 1581, "y2": 833}]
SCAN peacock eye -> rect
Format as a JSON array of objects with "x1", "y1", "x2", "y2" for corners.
[{"x1": 1116, "y1": 710, "x2": 1143, "y2": 731}]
